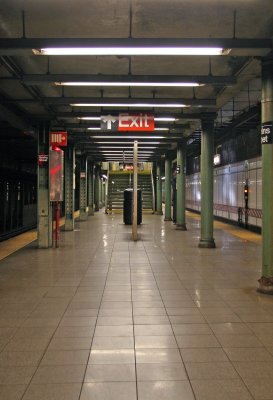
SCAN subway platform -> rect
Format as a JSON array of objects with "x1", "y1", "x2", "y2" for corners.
[{"x1": 0, "y1": 212, "x2": 272, "y2": 400}]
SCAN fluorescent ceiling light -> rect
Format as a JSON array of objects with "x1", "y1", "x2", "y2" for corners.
[
  {"x1": 99, "y1": 146, "x2": 156, "y2": 149},
  {"x1": 154, "y1": 128, "x2": 169, "y2": 131},
  {"x1": 71, "y1": 103, "x2": 189, "y2": 108},
  {"x1": 87, "y1": 127, "x2": 101, "y2": 130},
  {"x1": 96, "y1": 142, "x2": 161, "y2": 144},
  {"x1": 93, "y1": 136, "x2": 165, "y2": 139},
  {"x1": 35, "y1": 47, "x2": 226, "y2": 56},
  {"x1": 80, "y1": 117, "x2": 178, "y2": 122},
  {"x1": 101, "y1": 149, "x2": 154, "y2": 152},
  {"x1": 78, "y1": 117, "x2": 101, "y2": 121},
  {"x1": 56, "y1": 81, "x2": 202, "y2": 87},
  {"x1": 154, "y1": 117, "x2": 178, "y2": 122}
]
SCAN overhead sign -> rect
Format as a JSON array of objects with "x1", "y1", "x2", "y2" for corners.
[
  {"x1": 261, "y1": 122, "x2": 272, "y2": 144},
  {"x1": 101, "y1": 113, "x2": 154, "y2": 131},
  {"x1": 50, "y1": 131, "x2": 67, "y2": 147}
]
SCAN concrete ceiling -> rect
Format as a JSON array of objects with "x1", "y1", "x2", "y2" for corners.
[{"x1": 0, "y1": 0, "x2": 272, "y2": 161}]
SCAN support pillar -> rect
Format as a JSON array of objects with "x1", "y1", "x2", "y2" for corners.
[
  {"x1": 99, "y1": 177, "x2": 103, "y2": 208},
  {"x1": 155, "y1": 161, "x2": 163, "y2": 215},
  {"x1": 258, "y1": 59, "x2": 273, "y2": 294},
  {"x1": 94, "y1": 165, "x2": 100, "y2": 211},
  {"x1": 79, "y1": 156, "x2": 88, "y2": 220},
  {"x1": 132, "y1": 140, "x2": 138, "y2": 241},
  {"x1": 102, "y1": 180, "x2": 106, "y2": 207},
  {"x1": 164, "y1": 155, "x2": 172, "y2": 221},
  {"x1": 198, "y1": 116, "x2": 216, "y2": 248},
  {"x1": 176, "y1": 142, "x2": 187, "y2": 230},
  {"x1": 37, "y1": 123, "x2": 52, "y2": 248},
  {"x1": 88, "y1": 163, "x2": 94, "y2": 216},
  {"x1": 64, "y1": 145, "x2": 75, "y2": 230}
]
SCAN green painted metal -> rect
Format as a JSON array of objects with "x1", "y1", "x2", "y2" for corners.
[
  {"x1": 261, "y1": 60, "x2": 273, "y2": 279},
  {"x1": 64, "y1": 145, "x2": 75, "y2": 230},
  {"x1": 156, "y1": 162, "x2": 163, "y2": 215},
  {"x1": 176, "y1": 143, "x2": 187, "y2": 230},
  {"x1": 198, "y1": 118, "x2": 216, "y2": 248},
  {"x1": 94, "y1": 165, "x2": 100, "y2": 211},
  {"x1": 79, "y1": 157, "x2": 88, "y2": 220},
  {"x1": 164, "y1": 156, "x2": 172, "y2": 221},
  {"x1": 88, "y1": 163, "x2": 94, "y2": 216},
  {"x1": 37, "y1": 123, "x2": 52, "y2": 248}
]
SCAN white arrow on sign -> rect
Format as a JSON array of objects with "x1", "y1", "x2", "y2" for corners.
[{"x1": 102, "y1": 115, "x2": 117, "y2": 130}]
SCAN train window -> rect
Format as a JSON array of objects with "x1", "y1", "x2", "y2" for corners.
[
  {"x1": 31, "y1": 184, "x2": 37, "y2": 204},
  {"x1": 24, "y1": 183, "x2": 30, "y2": 205},
  {"x1": 18, "y1": 182, "x2": 21, "y2": 201},
  {"x1": 6, "y1": 182, "x2": 9, "y2": 202}
]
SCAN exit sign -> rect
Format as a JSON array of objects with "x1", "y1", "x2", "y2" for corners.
[
  {"x1": 50, "y1": 131, "x2": 67, "y2": 147},
  {"x1": 101, "y1": 113, "x2": 154, "y2": 131}
]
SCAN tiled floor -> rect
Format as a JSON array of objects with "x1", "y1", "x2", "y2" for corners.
[{"x1": 0, "y1": 211, "x2": 272, "y2": 400}]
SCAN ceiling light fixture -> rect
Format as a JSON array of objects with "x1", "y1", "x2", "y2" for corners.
[
  {"x1": 56, "y1": 81, "x2": 202, "y2": 87},
  {"x1": 96, "y1": 142, "x2": 161, "y2": 144},
  {"x1": 71, "y1": 103, "x2": 189, "y2": 108},
  {"x1": 78, "y1": 117, "x2": 101, "y2": 121},
  {"x1": 35, "y1": 47, "x2": 226, "y2": 56},
  {"x1": 80, "y1": 117, "x2": 179, "y2": 122},
  {"x1": 92, "y1": 136, "x2": 165, "y2": 139},
  {"x1": 99, "y1": 146, "x2": 156, "y2": 149},
  {"x1": 154, "y1": 117, "x2": 179, "y2": 122}
]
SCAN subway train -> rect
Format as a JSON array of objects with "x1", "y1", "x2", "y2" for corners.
[
  {"x1": 0, "y1": 157, "x2": 81, "y2": 241},
  {"x1": 0, "y1": 167, "x2": 37, "y2": 241},
  {"x1": 186, "y1": 156, "x2": 262, "y2": 232}
]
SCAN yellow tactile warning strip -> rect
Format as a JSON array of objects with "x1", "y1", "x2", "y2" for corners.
[
  {"x1": 186, "y1": 211, "x2": 261, "y2": 244},
  {"x1": 0, "y1": 210, "x2": 80, "y2": 262},
  {"x1": 0, "y1": 230, "x2": 37, "y2": 261}
]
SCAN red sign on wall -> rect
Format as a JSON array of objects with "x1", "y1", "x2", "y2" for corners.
[{"x1": 50, "y1": 131, "x2": 67, "y2": 147}]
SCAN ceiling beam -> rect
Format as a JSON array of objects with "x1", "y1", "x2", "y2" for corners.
[
  {"x1": 34, "y1": 111, "x2": 204, "y2": 120},
  {"x1": 0, "y1": 104, "x2": 34, "y2": 133},
  {"x1": 6, "y1": 97, "x2": 216, "y2": 107},
  {"x1": 0, "y1": 38, "x2": 271, "y2": 56},
  {"x1": 8, "y1": 74, "x2": 237, "y2": 86}
]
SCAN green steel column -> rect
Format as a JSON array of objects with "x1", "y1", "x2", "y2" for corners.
[
  {"x1": 94, "y1": 165, "x2": 100, "y2": 211},
  {"x1": 37, "y1": 123, "x2": 52, "y2": 248},
  {"x1": 176, "y1": 142, "x2": 187, "y2": 230},
  {"x1": 99, "y1": 175, "x2": 102, "y2": 209},
  {"x1": 164, "y1": 155, "x2": 172, "y2": 221},
  {"x1": 88, "y1": 163, "x2": 94, "y2": 216},
  {"x1": 155, "y1": 162, "x2": 163, "y2": 215},
  {"x1": 64, "y1": 145, "x2": 75, "y2": 230},
  {"x1": 79, "y1": 156, "x2": 88, "y2": 220},
  {"x1": 198, "y1": 116, "x2": 216, "y2": 248},
  {"x1": 102, "y1": 180, "x2": 105, "y2": 207},
  {"x1": 258, "y1": 59, "x2": 273, "y2": 294}
]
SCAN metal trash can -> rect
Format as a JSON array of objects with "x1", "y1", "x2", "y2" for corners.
[{"x1": 123, "y1": 189, "x2": 142, "y2": 225}]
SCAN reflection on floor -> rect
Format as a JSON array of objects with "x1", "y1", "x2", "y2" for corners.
[{"x1": 0, "y1": 211, "x2": 271, "y2": 400}]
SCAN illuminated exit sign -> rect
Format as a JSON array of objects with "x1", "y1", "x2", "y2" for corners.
[
  {"x1": 50, "y1": 131, "x2": 67, "y2": 146},
  {"x1": 101, "y1": 113, "x2": 154, "y2": 131}
]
